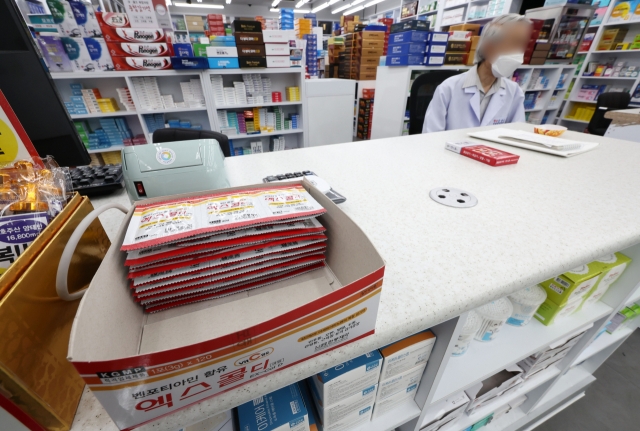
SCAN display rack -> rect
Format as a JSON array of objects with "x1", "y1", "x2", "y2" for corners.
[
  {"x1": 50, "y1": 67, "x2": 307, "y2": 155},
  {"x1": 559, "y1": 2, "x2": 640, "y2": 130}
]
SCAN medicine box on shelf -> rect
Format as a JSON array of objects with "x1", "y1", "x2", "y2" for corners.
[
  {"x1": 379, "y1": 329, "x2": 435, "y2": 380},
  {"x1": 238, "y1": 383, "x2": 309, "y2": 431},
  {"x1": 464, "y1": 364, "x2": 524, "y2": 414},
  {"x1": 67, "y1": 180, "x2": 385, "y2": 430}
]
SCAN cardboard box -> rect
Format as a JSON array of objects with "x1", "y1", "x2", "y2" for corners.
[
  {"x1": 309, "y1": 382, "x2": 376, "y2": 431},
  {"x1": 46, "y1": 0, "x2": 81, "y2": 37},
  {"x1": 262, "y1": 30, "x2": 296, "y2": 43},
  {"x1": 466, "y1": 50, "x2": 476, "y2": 66},
  {"x1": 426, "y1": 44, "x2": 446, "y2": 55},
  {"x1": 186, "y1": 15, "x2": 204, "y2": 32},
  {"x1": 389, "y1": 30, "x2": 428, "y2": 44},
  {"x1": 233, "y1": 20, "x2": 262, "y2": 33},
  {"x1": 238, "y1": 45, "x2": 267, "y2": 56},
  {"x1": 239, "y1": 56, "x2": 268, "y2": 68},
  {"x1": 266, "y1": 56, "x2": 290, "y2": 67},
  {"x1": 386, "y1": 54, "x2": 424, "y2": 66},
  {"x1": 299, "y1": 382, "x2": 321, "y2": 431},
  {"x1": 420, "y1": 392, "x2": 470, "y2": 431},
  {"x1": 447, "y1": 40, "x2": 471, "y2": 52},
  {"x1": 205, "y1": 46, "x2": 239, "y2": 58},
  {"x1": 532, "y1": 50, "x2": 549, "y2": 58},
  {"x1": 112, "y1": 55, "x2": 172, "y2": 70},
  {"x1": 379, "y1": 330, "x2": 435, "y2": 380},
  {"x1": 106, "y1": 42, "x2": 173, "y2": 57},
  {"x1": 355, "y1": 39, "x2": 384, "y2": 49},
  {"x1": 311, "y1": 350, "x2": 382, "y2": 406},
  {"x1": 84, "y1": 37, "x2": 114, "y2": 72},
  {"x1": 60, "y1": 37, "x2": 97, "y2": 72},
  {"x1": 448, "y1": 23, "x2": 481, "y2": 36},
  {"x1": 69, "y1": 0, "x2": 103, "y2": 38},
  {"x1": 371, "y1": 382, "x2": 418, "y2": 419},
  {"x1": 444, "y1": 52, "x2": 468, "y2": 65},
  {"x1": 470, "y1": 36, "x2": 480, "y2": 50},
  {"x1": 193, "y1": 43, "x2": 209, "y2": 57},
  {"x1": 377, "y1": 363, "x2": 425, "y2": 400},
  {"x1": 238, "y1": 383, "x2": 309, "y2": 431},
  {"x1": 540, "y1": 263, "x2": 602, "y2": 306},
  {"x1": 100, "y1": 26, "x2": 169, "y2": 43},
  {"x1": 357, "y1": 56, "x2": 380, "y2": 65},
  {"x1": 208, "y1": 57, "x2": 240, "y2": 69},
  {"x1": 534, "y1": 296, "x2": 584, "y2": 326},
  {"x1": 235, "y1": 32, "x2": 264, "y2": 44},
  {"x1": 448, "y1": 30, "x2": 473, "y2": 41},
  {"x1": 67, "y1": 180, "x2": 385, "y2": 430},
  {"x1": 427, "y1": 32, "x2": 448, "y2": 44},
  {"x1": 529, "y1": 57, "x2": 546, "y2": 65},
  {"x1": 464, "y1": 365, "x2": 524, "y2": 414},
  {"x1": 355, "y1": 31, "x2": 386, "y2": 40},
  {"x1": 425, "y1": 55, "x2": 444, "y2": 66},
  {"x1": 387, "y1": 42, "x2": 426, "y2": 56},
  {"x1": 583, "y1": 252, "x2": 631, "y2": 306},
  {"x1": 390, "y1": 20, "x2": 429, "y2": 34},
  {"x1": 265, "y1": 43, "x2": 290, "y2": 55}
]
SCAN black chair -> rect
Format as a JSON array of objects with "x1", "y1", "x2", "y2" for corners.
[
  {"x1": 152, "y1": 128, "x2": 231, "y2": 158},
  {"x1": 408, "y1": 70, "x2": 465, "y2": 135},
  {"x1": 587, "y1": 92, "x2": 631, "y2": 136}
]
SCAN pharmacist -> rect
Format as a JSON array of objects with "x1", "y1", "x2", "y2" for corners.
[{"x1": 422, "y1": 14, "x2": 531, "y2": 133}]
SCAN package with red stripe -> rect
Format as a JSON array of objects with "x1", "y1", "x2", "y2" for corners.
[
  {"x1": 445, "y1": 141, "x2": 520, "y2": 166},
  {"x1": 68, "y1": 180, "x2": 384, "y2": 430}
]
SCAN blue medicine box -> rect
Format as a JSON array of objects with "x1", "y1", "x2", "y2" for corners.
[
  {"x1": 386, "y1": 54, "x2": 424, "y2": 66},
  {"x1": 207, "y1": 57, "x2": 240, "y2": 69},
  {"x1": 238, "y1": 383, "x2": 309, "y2": 431},
  {"x1": 388, "y1": 42, "x2": 427, "y2": 56},
  {"x1": 427, "y1": 31, "x2": 449, "y2": 44},
  {"x1": 389, "y1": 30, "x2": 428, "y2": 45},
  {"x1": 173, "y1": 43, "x2": 194, "y2": 57},
  {"x1": 170, "y1": 57, "x2": 209, "y2": 69},
  {"x1": 425, "y1": 54, "x2": 445, "y2": 66},
  {"x1": 426, "y1": 43, "x2": 446, "y2": 54}
]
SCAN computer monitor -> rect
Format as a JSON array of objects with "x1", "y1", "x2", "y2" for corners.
[{"x1": 0, "y1": 0, "x2": 91, "y2": 167}]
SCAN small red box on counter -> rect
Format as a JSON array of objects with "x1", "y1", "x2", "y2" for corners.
[
  {"x1": 106, "y1": 42, "x2": 174, "y2": 57},
  {"x1": 461, "y1": 145, "x2": 520, "y2": 166}
]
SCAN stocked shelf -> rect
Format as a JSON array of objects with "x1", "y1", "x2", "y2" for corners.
[
  {"x1": 215, "y1": 101, "x2": 302, "y2": 110},
  {"x1": 562, "y1": 118, "x2": 590, "y2": 123},
  {"x1": 572, "y1": 326, "x2": 634, "y2": 366},
  {"x1": 205, "y1": 68, "x2": 304, "y2": 75},
  {"x1": 138, "y1": 107, "x2": 207, "y2": 114},
  {"x1": 579, "y1": 76, "x2": 638, "y2": 80},
  {"x1": 50, "y1": 70, "x2": 201, "y2": 79},
  {"x1": 432, "y1": 301, "x2": 612, "y2": 404},
  {"x1": 353, "y1": 400, "x2": 421, "y2": 431},
  {"x1": 70, "y1": 111, "x2": 137, "y2": 119},
  {"x1": 226, "y1": 129, "x2": 303, "y2": 140},
  {"x1": 87, "y1": 145, "x2": 125, "y2": 154}
]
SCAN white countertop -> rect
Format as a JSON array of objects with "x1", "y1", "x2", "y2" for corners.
[{"x1": 72, "y1": 122, "x2": 640, "y2": 431}]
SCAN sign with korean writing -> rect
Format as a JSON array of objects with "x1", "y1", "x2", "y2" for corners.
[
  {"x1": 123, "y1": 0, "x2": 159, "y2": 28},
  {"x1": 0, "y1": 213, "x2": 49, "y2": 274}
]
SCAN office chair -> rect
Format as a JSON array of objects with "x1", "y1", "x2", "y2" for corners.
[
  {"x1": 152, "y1": 128, "x2": 231, "y2": 158},
  {"x1": 586, "y1": 92, "x2": 631, "y2": 136},
  {"x1": 408, "y1": 70, "x2": 465, "y2": 135}
]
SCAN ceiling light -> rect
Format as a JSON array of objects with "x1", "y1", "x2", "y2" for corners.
[
  {"x1": 363, "y1": 0, "x2": 384, "y2": 6},
  {"x1": 272, "y1": 0, "x2": 281, "y2": 6},
  {"x1": 351, "y1": 0, "x2": 364, "y2": 4},
  {"x1": 343, "y1": 4, "x2": 363, "y2": 14},
  {"x1": 270, "y1": 7, "x2": 279, "y2": 11},
  {"x1": 332, "y1": 2, "x2": 351, "y2": 13},
  {"x1": 197, "y1": 0, "x2": 202, "y2": 2},
  {"x1": 226, "y1": 0, "x2": 231, "y2": 3},
  {"x1": 312, "y1": 1, "x2": 329, "y2": 12},
  {"x1": 174, "y1": 2, "x2": 224, "y2": 7},
  {"x1": 295, "y1": 0, "x2": 305, "y2": 7},
  {"x1": 167, "y1": 0, "x2": 172, "y2": 4},
  {"x1": 329, "y1": 0, "x2": 341, "y2": 4}
]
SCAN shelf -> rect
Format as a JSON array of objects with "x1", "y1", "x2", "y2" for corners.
[
  {"x1": 465, "y1": 16, "x2": 499, "y2": 23},
  {"x1": 87, "y1": 145, "x2": 125, "y2": 154},
  {"x1": 138, "y1": 107, "x2": 207, "y2": 114},
  {"x1": 215, "y1": 101, "x2": 302, "y2": 109},
  {"x1": 603, "y1": 20, "x2": 640, "y2": 26},
  {"x1": 569, "y1": 99, "x2": 597, "y2": 104},
  {"x1": 525, "y1": 107, "x2": 543, "y2": 112},
  {"x1": 444, "y1": 3, "x2": 467, "y2": 10},
  {"x1": 417, "y1": 10, "x2": 438, "y2": 16},
  {"x1": 525, "y1": 87, "x2": 552, "y2": 92},
  {"x1": 352, "y1": 399, "x2": 421, "y2": 431},
  {"x1": 204, "y1": 68, "x2": 304, "y2": 75},
  {"x1": 432, "y1": 300, "x2": 612, "y2": 404},
  {"x1": 588, "y1": 49, "x2": 640, "y2": 54},
  {"x1": 449, "y1": 366, "x2": 561, "y2": 431},
  {"x1": 50, "y1": 70, "x2": 202, "y2": 79},
  {"x1": 627, "y1": 286, "x2": 640, "y2": 305},
  {"x1": 546, "y1": 105, "x2": 562, "y2": 111},
  {"x1": 70, "y1": 111, "x2": 138, "y2": 119},
  {"x1": 572, "y1": 326, "x2": 634, "y2": 366},
  {"x1": 562, "y1": 117, "x2": 590, "y2": 123},
  {"x1": 538, "y1": 366, "x2": 595, "y2": 407},
  {"x1": 579, "y1": 75, "x2": 638, "y2": 80},
  {"x1": 226, "y1": 129, "x2": 303, "y2": 139}
]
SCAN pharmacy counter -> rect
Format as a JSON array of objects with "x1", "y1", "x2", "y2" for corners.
[{"x1": 73, "y1": 122, "x2": 640, "y2": 431}]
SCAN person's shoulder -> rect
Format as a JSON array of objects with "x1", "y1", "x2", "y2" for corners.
[
  {"x1": 439, "y1": 71, "x2": 467, "y2": 92},
  {"x1": 501, "y1": 77, "x2": 524, "y2": 94}
]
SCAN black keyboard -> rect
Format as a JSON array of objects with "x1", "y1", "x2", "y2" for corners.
[{"x1": 71, "y1": 164, "x2": 124, "y2": 196}]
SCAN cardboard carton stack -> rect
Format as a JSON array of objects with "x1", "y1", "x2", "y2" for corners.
[
  {"x1": 308, "y1": 351, "x2": 383, "y2": 431},
  {"x1": 206, "y1": 35, "x2": 239, "y2": 69},
  {"x1": 280, "y1": 8, "x2": 294, "y2": 30},
  {"x1": 357, "y1": 96, "x2": 373, "y2": 140},
  {"x1": 207, "y1": 14, "x2": 226, "y2": 37},
  {"x1": 386, "y1": 29, "x2": 430, "y2": 66},
  {"x1": 517, "y1": 328, "x2": 588, "y2": 380},
  {"x1": 342, "y1": 29, "x2": 385, "y2": 80},
  {"x1": 296, "y1": 18, "x2": 313, "y2": 38},
  {"x1": 305, "y1": 34, "x2": 319, "y2": 77},
  {"x1": 378, "y1": 17, "x2": 394, "y2": 55},
  {"x1": 120, "y1": 185, "x2": 329, "y2": 313},
  {"x1": 232, "y1": 20, "x2": 266, "y2": 68},
  {"x1": 372, "y1": 330, "x2": 436, "y2": 419},
  {"x1": 263, "y1": 30, "x2": 296, "y2": 68},
  {"x1": 523, "y1": 19, "x2": 544, "y2": 64},
  {"x1": 327, "y1": 36, "x2": 345, "y2": 78},
  {"x1": 597, "y1": 27, "x2": 628, "y2": 51},
  {"x1": 445, "y1": 24, "x2": 480, "y2": 66}
]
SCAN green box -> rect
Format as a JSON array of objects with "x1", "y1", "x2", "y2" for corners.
[
  {"x1": 534, "y1": 297, "x2": 583, "y2": 326},
  {"x1": 582, "y1": 252, "x2": 632, "y2": 307},
  {"x1": 540, "y1": 263, "x2": 602, "y2": 307},
  {"x1": 192, "y1": 43, "x2": 209, "y2": 57}
]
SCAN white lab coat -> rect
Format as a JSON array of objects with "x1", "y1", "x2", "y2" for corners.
[{"x1": 422, "y1": 70, "x2": 525, "y2": 133}]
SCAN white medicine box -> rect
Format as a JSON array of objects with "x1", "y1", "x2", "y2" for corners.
[
  {"x1": 308, "y1": 381, "x2": 376, "y2": 431},
  {"x1": 310, "y1": 350, "x2": 382, "y2": 407},
  {"x1": 379, "y1": 330, "x2": 436, "y2": 380},
  {"x1": 377, "y1": 363, "x2": 425, "y2": 401},
  {"x1": 464, "y1": 364, "x2": 524, "y2": 414},
  {"x1": 371, "y1": 382, "x2": 419, "y2": 420}
]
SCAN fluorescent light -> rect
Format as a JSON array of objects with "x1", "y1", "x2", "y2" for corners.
[
  {"x1": 294, "y1": 8, "x2": 311, "y2": 12},
  {"x1": 271, "y1": 0, "x2": 280, "y2": 6},
  {"x1": 343, "y1": 4, "x2": 363, "y2": 14},
  {"x1": 174, "y1": 2, "x2": 224, "y2": 7},
  {"x1": 312, "y1": 1, "x2": 329, "y2": 12},
  {"x1": 197, "y1": 0, "x2": 202, "y2": 2},
  {"x1": 167, "y1": 0, "x2": 172, "y2": 4},
  {"x1": 226, "y1": 0, "x2": 231, "y2": 3},
  {"x1": 270, "y1": 7, "x2": 279, "y2": 11},
  {"x1": 295, "y1": 0, "x2": 305, "y2": 7},
  {"x1": 329, "y1": 0, "x2": 341, "y2": 4},
  {"x1": 332, "y1": 2, "x2": 351, "y2": 13},
  {"x1": 363, "y1": 0, "x2": 384, "y2": 6},
  {"x1": 351, "y1": 0, "x2": 364, "y2": 4}
]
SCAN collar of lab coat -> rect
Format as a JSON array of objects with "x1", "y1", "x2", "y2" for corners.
[{"x1": 462, "y1": 66, "x2": 507, "y2": 125}]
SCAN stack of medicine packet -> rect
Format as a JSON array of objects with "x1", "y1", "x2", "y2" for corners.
[{"x1": 120, "y1": 185, "x2": 327, "y2": 313}]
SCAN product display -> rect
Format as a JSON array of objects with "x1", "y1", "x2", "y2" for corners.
[
  {"x1": 507, "y1": 285, "x2": 547, "y2": 326},
  {"x1": 474, "y1": 297, "x2": 514, "y2": 342},
  {"x1": 452, "y1": 310, "x2": 482, "y2": 356},
  {"x1": 379, "y1": 330, "x2": 435, "y2": 380},
  {"x1": 464, "y1": 365, "x2": 524, "y2": 414},
  {"x1": 238, "y1": 383, "x2": 309, "y2": 431}
]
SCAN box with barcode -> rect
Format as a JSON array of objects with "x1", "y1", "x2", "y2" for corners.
[
  {"x1": 540, "y1": 263, "x2": 602, "y2": 306},
  {"x1": 238, "y1": 383, "x2": 309, "y2": 431},
  {"x1": 379, "y1": 330, "x2": 435, "y2": 380}
]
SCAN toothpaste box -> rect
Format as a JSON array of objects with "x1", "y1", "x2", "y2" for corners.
[
  {"x1": 309, "y1": 381, "x2": 376, "y2": 431},
  {"x1": 299, "y1": 382, "x2": 321, "y2": 431},
  {"x1": 540, "y1": 263, "x2": 602, "y2": 306},
  {"x1": 100, "y1": 26, "x2": 170, "y2": 43},
  {"x1": 106, "y1": 42, "x2": 173, "y2": 57},
  {"x1": 388, "y1": 31, "x2": 429, "y2": 45},
  {"x1": 46, "y1": 0, "x2": 81, "y2": 37},
  {"x1": 311, "y1": 350, "x2": 382, "y2": 406},
  {"x1": 371, "y1": 382, "x2": 418, "y2": 420},
  {"x1": 238, "y1": 383, "x2": 310, "y2": 431},
  {"x1": 379, "y1": 330, "x2": 435, "y2": 380},
  {"x1": 583, "y1": 252, "x2": 632, "y2": 306},
  {"x1": 96, "y1": 12, "x2": 130, "y2": 29},
  {"x1": 111, "y1": 56, "x2": 172, "y2": 71},
  {"x1": 37, "y1": 35, "x2": 73, "y2": 72},
  {"x1": 377, "y1": 363, "x2": 425, "y2": 401},
  {"x1": 61, "y1": 37, "x2": 97, "y2": 72},
  {"x1": 387, "y1": 42, "x2": 427, "y2": 56},
  {"x1": 69, "y1": 0, "x2": 102, "y2": 37},
  {"x1": 84, "y1": 38, "x2": 114, "y2": 71}
]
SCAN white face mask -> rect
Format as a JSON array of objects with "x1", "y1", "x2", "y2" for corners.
[{"x1": 491, "y1": 52, "x2": 524, "y2": 78}]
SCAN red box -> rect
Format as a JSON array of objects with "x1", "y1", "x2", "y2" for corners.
[
  {"x1": 106, "y1": 42, "x2": 174, "y2": 57},
  {"x1": 100, "y1": 25, "x2": 170, "y2": 43},
  {"x1": 460, "y1": 145, "x2": 520, "y2": 166},
  {"x1": 111, "y1": 56, "x2": 173, "y2": 71},
  {"x1": 362, "y1": 88, "x2": 375, "y2": 99},
  {"x1": 96, "y1": 12, "x2": 130, "y2": 29}
]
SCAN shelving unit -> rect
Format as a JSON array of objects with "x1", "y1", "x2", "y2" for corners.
[{"x1": 559, "y1": 3, "x2": 640, "y2": 129}]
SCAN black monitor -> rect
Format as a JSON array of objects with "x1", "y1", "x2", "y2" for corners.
[{"x1": 0, "y1": 0, "x2": 90, "y2": 167}]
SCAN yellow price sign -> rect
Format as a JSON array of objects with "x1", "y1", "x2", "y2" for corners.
[
  {"x1": 0, "y1": 90, "x2": 41, "y2": 165},
  {"x1": 0, "y1": 118, "x2": 20, "y2": 163}
]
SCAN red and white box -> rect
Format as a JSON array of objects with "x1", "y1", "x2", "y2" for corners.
[
  {"x1": 67, "y1": 180, "x2": 385, "y2": 430},
  {"x1": 112, "y1": 56, "x2": 172, "y2": 70},
  {"x1": 446, "y1": 141, "x2": 520, "y2": 167},
  {"x1": 100, "y1": 25, "x2": 171, "y2": 43},
  {"x1": 106, "y1": 42, "x2": 174, "y2": 57},
  {"x1": 96, "y1": 12, "x2": 130, "y2": 29}
]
